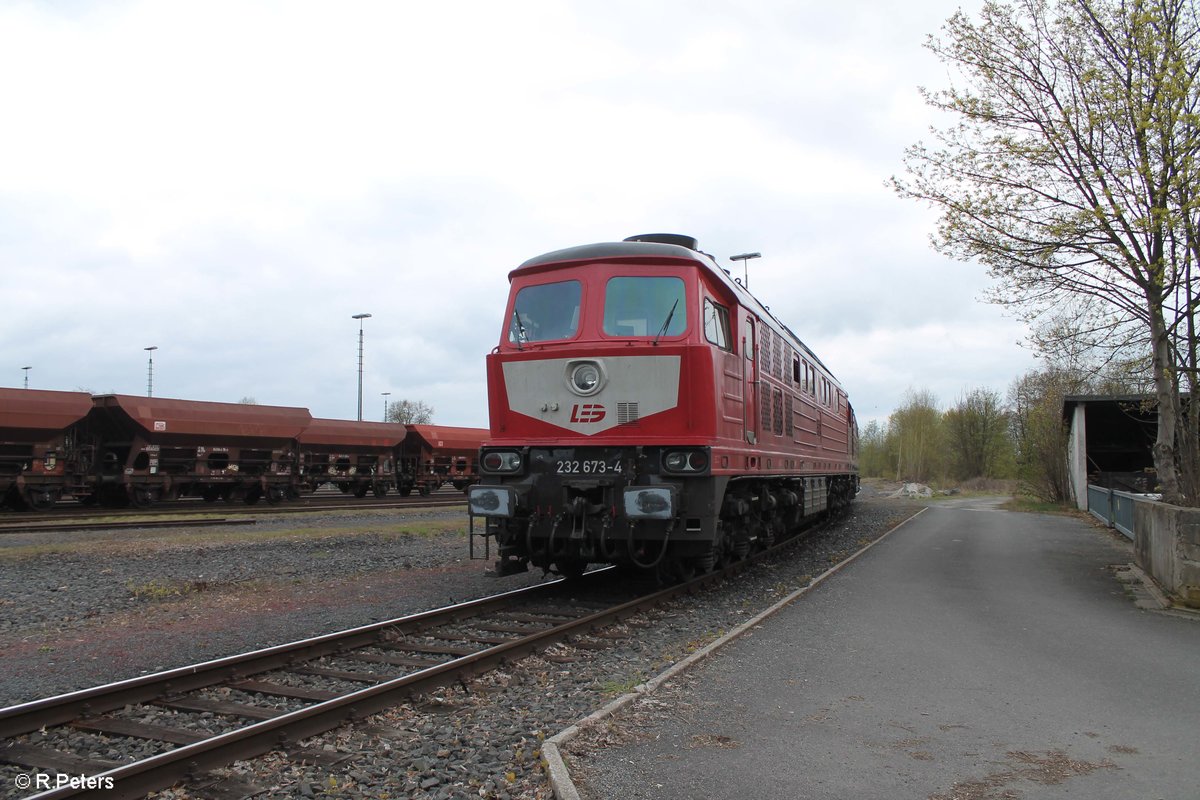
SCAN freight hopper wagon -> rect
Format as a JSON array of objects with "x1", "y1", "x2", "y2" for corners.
[
  {"x1": 468, "y1": 234, "x2": 858, "y2": 579},
  {"x1": 85, "y1": 395, "x2": 312, "y2": 507},
  {"x1": 298, "y1": 418, "x2": 407, "y2": 497},
  {"x1": 0, "y1": 388, "x2": 94, "y2": 510},
  {"x1": 400, "y1": 425, "x2": 489, "y2": 495}
]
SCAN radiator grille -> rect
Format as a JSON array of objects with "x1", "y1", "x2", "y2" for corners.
[{"x1": 618, "y1": 402, "x2": 639, "y2": 424}]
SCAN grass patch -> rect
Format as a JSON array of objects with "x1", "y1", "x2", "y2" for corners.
[
  {"x1": 125, "y1": 577, "x2": 210, "y2": 600},
  {"x1": 0, "y1": 514, "x2": 469, "y2": 561},
  {"x1": 599, "y1": 677, "x2": 642, "y2": 696},
  {"x1": 1000, "y1": 496, "x2": 1079, "y2": 515}
]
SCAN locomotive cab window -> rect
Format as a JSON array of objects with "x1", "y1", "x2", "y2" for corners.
[
  {"x1": 509, "y1": 280, "x2": 581, "y2": 343},
  {"x1": 603, "y1": 276, "x2": 686, "y2": 337},
  {"x1": 703, "y1": 298, "x2": 731, "y2": 350}
]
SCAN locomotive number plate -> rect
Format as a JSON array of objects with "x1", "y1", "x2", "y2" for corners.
[{"x1": 555, "y1": 459, "x2": 622, "y2": 475}]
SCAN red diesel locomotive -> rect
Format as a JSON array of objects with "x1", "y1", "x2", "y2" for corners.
[{"x1": 468, "y1": 234, "x2": 858, "y2": 579}]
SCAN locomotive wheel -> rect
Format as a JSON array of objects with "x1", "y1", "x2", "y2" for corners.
[
  {"x1": 555, "y1": 558, "x2": 588, "y2": 579},
  {"x1": 692, "y1": 546, "x2": 717, "y2": 575}
]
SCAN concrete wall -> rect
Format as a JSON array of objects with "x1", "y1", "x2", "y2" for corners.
[
  {"x1": 1068, "y1": 405, "x2": 1088, "y2": 510},
  {"x1": 1134, "y1": 499, "x2": 1200, "y2": 608}
]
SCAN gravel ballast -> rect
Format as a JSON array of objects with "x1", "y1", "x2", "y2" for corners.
[{"x1": 0, "y1": 490, "x2": 925, "y2": 799}]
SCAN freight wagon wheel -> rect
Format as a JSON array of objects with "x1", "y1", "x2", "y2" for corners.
[
  {"x1": 418, "y1": 484, "x2": 431, "y2": 496},
  {"x1": 201, "y1": 487, "x2": 223, "y2": 502},
  {"x1": 353, "y1": 484, "x2": 369, "y2": 498},
  {"x1": 243, "y1": 487, "x2": 263, "y2": 505},
  {"x1": 266, "y1": 487, "x2": 285, "y2": 505},
  {"x1": 372, "y1": 482, "x2": 389, "y2": 497},
  {"x1": 99, "y1": 486, "x2": 130, "y2": 508},
  {"x1": 24, "y1": 488, "x2": 57, "y2": 511},
  {"x1": 128, "y1": 487, "x2": 155, "y2": 508},
  {"x1": 399, "y1": 487, "x2": 412, "y2": 497}
]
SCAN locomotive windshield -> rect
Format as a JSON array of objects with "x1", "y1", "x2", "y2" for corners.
[
  {"x1": 603, "y1": 277, "x2": 687, "y2": 337},
  {"x1": 509, "y1": 280, "x2": 581, "y2": 343}
]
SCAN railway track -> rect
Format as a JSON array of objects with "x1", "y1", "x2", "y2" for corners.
[
  {"x1": 0, "y1": 561, "x2": 744, "y2": 800},
  {"x1": 0, "y1": 493, "x2": 466, "y2": 535}
]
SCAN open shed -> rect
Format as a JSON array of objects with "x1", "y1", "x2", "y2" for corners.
[{"x1": 1063, "y1": 394, "x2": 1160, "y2": 508}]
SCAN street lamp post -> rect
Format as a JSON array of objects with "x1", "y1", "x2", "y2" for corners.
[
  {"x1": 730, "y1": 252, "x2": 761, "y2": 289},
  {"x1": 144, "y1": 347, "x2": 158, "y2": 397},
  {"x1": 381, "y1": 391, "x2": 391, "y2": 422},
  {"x1": 21, "y1": 366, "x2": 31, "y2": 389},
  {"x1": 352, "y1": 313, "x2": 372, "y2": 421}
]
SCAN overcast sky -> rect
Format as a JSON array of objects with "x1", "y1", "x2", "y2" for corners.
[{"x1": 0, "y1": 0, "x2": 1039, "y2": 428}]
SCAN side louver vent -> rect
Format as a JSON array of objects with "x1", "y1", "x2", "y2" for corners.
[{"x1": 618, "y1": 402, "x2": 640, "y2": 425}]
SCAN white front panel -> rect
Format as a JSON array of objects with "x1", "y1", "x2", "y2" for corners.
[{"x1": 502, "y1": 355, "x2": 681, "y2": 435}]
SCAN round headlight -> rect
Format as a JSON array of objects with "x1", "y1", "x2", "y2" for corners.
[
  {"x1": 482, "y1": 452, "x2": 504, "y2": 471},
  {"x1": 664, "y1": 452, "x2": 688, "y2": 471},
  {"x1": 571, "y1": 363, "x2": 601, "y2": 394},
  {"x1": 687, "y1": 451, "x2": 709, "y2": 471}
]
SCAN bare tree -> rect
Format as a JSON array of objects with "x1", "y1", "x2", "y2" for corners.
[
  {"x1": 386, "y1": 399, "x2": 434, "y2": 425},
  {"x1": 895, "y1": 0, "x2": 1200, "y2": 504}
]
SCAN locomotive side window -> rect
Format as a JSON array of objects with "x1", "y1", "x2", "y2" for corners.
[
  {"x1": 509, "y1": 280, "x2": 581, "y2": 343},
  {"x1": 603, "y1": 276, "x2": 687, "y2": 337},
  {"x1": 703, "y1": 298, "x2": 731, "y2": 350}
]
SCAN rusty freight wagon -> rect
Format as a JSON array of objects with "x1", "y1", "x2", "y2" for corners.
[
  {"x1": 0, "y1": 388, "x2": 94, "y2": 510},
  {"x1": 400, "y1": 425, "x2": 489, "y2": 495},
  {"x1": 84, "y1": 395, "x2": 312, "y2": 507},
  {"x1": 298, "y1": 418, "x2": 407, "y2": 497}
]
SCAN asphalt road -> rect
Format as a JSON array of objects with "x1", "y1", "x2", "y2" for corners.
[{"x1": 573, "y1": 501, "x2": 1200, "y2": 799}]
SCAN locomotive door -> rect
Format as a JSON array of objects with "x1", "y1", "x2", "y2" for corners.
[{"x1": 743, "y1": 316, "x2": 757, "y2": 444}]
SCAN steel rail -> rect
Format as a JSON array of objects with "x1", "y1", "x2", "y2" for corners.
[
  {"x1": 19, "y1": 570, "x2": 712, "y2": 800},
  {"x1": 0, "y1": 579, "x2": 573, "y2": 739},
  {"x1": 5, "y1": 515, "x2": 824, "y2": 800},
  {"x1": 0, "y1": 498, "x2": 465, "y2": 535}
]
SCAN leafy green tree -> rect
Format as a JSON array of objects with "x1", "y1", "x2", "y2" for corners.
[
  {"x1": 1008, "y1": 369, "x2": 1091, "y2": 502},
  {"x1": 887, "y1": 389, "x2": 945, "y2": 483},
  {"x1": 895, "y1": 0, "x2": 1200, "y2": 505},
  {"x1": 859, "y1": 419, "x2": 892, "y2": 478},
  {"x1": 944, "y1": 388, "x2": 1013, "y2": 480}
]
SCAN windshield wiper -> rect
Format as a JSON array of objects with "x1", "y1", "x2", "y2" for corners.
[
  {"x1": 653, "y1": 299, "x2": 679, "y2": 346},
  {"x1": 512, "y1": 309, "x2": 528, "y2": 350}
]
